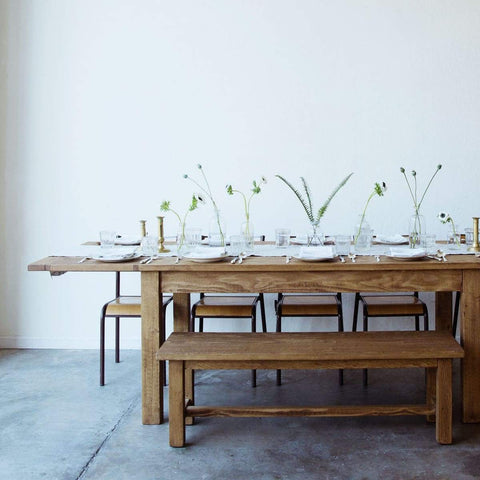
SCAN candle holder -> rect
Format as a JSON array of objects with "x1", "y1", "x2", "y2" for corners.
[
  {"x1": 157, "y1": 216, "x2": 170, "y2": 253},
  {"x1": 139, "y1": 220, "x2": 147, "y2": 238},
  {"x1": 468, "y1": 217, "x2": 480, "y2": 252}
]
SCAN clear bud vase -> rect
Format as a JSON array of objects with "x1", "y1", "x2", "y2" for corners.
[
  {"x1": 176, "y1": 223, "x2": 187, "y2": 257},
  {"x1": 241, "y1": 220, "x2": 255, "y2": 254},
  {"x1": 353, "y1": 216, "x2": 372, "y2": 252},
  {"x1": 409, "y1": 212, "x2": 425, "y2": 248},
  {"x1": 308, "y1": 221, "x2": 324, "y2": 246},
  {"x1": 209, "y1": 210, "x2": 226, "y2": 248}
]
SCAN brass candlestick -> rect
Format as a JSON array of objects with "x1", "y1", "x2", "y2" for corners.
[
  {"x1": 157, "y1": 216, "x2": 170, "y2": 253},
  {"x1": 468, "y1": 217, "x2": 480, "y2": 252},
  {"x1": 139, "y1": 220, "x2": 147, "y2": 238}
]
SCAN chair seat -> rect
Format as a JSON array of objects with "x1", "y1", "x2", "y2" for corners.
[
  {"x1": 105, "y1": 296, "x2": 142, "y2": 316},
  {"x1": 194, "y1": 296, "x2": 259, "y2": 317},
  {"x1": 279, "y1": 295, "x2": 340, "y2": 316},
  {"x1": 360, "y1": 295, "x2": 425, "y2": 316}
]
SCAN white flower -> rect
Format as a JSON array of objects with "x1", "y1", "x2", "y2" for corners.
[{"x1": 438, "y1": 212, "x2": 451, "y2": 224}]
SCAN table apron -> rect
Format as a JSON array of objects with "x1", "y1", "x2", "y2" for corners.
[{"x1": 161, "y1": 270, "x2": 463, "y2": 294}]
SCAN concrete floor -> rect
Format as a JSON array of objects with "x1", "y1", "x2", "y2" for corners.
[{"x1": 1, "y1": 350, "x2": 480, "y2": 480}]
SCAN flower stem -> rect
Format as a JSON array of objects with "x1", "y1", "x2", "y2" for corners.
[{"x1": 354, "y1": 192, "x2": 374, "y2": 245}]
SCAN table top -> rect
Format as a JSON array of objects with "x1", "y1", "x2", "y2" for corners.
[{"x1": 28, "y1": 254, "x2": 480, "y2": 274}]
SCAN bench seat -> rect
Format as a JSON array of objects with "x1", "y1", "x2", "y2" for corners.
[{"x1": 157, "y1": 331, "x2": 464, "y2": 447}]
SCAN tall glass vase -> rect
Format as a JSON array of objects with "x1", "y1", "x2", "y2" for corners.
[
  {"x1": 409, "y1": 211, "x2": 426, "y2": 248},
  {"x1": 353, "y1": 215, "x2": 372, "y2": 252},
  {"x1": 241, "y1": 220, "x2": 255, "y2": 254},
  {"x1": 209, "y1": 210, "x2": 226, "y2": 248},
  {"x1": 308, "y1": 221, "x2": 324, "y2": 246}
]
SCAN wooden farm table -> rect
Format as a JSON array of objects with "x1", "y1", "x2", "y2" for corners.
[{"x1": 28, "y1": 254, "x2": 480, "y2": 425}]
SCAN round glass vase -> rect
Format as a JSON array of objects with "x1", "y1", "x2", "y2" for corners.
[
  {"x1": 241, "y1": 220, "x2": 255, "y2": 254},
  {"x1": 208, "y1": 210, "x2": 226, "y2": 248},
  {"x1": 308, "y1": 221, "x2": 324, "y2": 246},
  {"x1": 409, "y1": 212, "x2": 426, "y2": 248},
  {"x1": 353, "y1": 216, "x2": 372, "y2": 253},
  {"x1": 447, "y1": 223, "x2": 461, "y2": 251}
]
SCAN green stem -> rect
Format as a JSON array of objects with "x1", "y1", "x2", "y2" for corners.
[
  {"x1": 402, "y1": 172, "x2": 417, "y2": 210},
  {"x1": 354, "y1": 191, "x2": 374, "y2": 245},
  {"x1": 417, "y1": 168, "x2": 441, "y2": 210}
]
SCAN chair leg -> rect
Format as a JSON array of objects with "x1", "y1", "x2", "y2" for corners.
[
  {"x1": 362, "y1": 305, "x2": 368, "y2": 386},
  {"x1": 259, "y1": 293, "x2": 267, "y2": 333},
  {"x1": 115, "y1": 317, "x2": 120, "y2": 363},
  {"x1": 199, "y1": 317, "x2": 204, "y2": 332},
  {"x1": 415, "y1": 315, "x2": 420, "y2": 331},
  {"x1": 453, "y1": 292, "x2": 460, "y2": 337},
  {"x1": 276, "y1": 313, "x2": 282, "y2": 386},
  {"x1": 352, "y1": 293, "x2": 360, "y2": 332},
  {"x1": 337, "y1": 301, "x2": 344, "y2": 386},
  {"x1": 100, "y1": 307, "x2": 107, "y2": 386},
  {"x1": 251, "y1": 311, "x2": 257, "y2": 388}
]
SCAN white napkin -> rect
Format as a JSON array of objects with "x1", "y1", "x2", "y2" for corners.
[
  {"x1": 96, "y1": 248, "x2": 137, "y2": 259},
  {"x1": 376, "y1": 234, "x2": 407, "y2": 244},
  {"x1": 389, "y1": 247, "x2": 426, "y2": 258},
  {"x1": 299, "y1": 246, "x2": 335, "y2": 258}
]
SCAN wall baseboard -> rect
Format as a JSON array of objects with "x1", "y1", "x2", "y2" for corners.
[{"x1": 0, "y1": 336, "x2": 141, "y2": 350}]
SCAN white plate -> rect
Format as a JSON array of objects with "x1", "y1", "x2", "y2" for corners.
[
  {"x1": 293, "y1": 255, "x2": 336, "y2": 262},
  {"x1": 375, "y1": 235, "x2": 408, "y2": 245},
  {"x1": 92, "y1": 253, "x2": 142, "y2": 263},
  {"x1": 183, "y1": 254, "x2": 227, "y2": 263},
  {"x1": 386, "y1": 253, "x2": 426, "y2": 261}
]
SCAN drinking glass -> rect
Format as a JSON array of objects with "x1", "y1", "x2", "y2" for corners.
[
  {"x1": 229, "y1": 235, "x2": 246, "y2": 256},
  {"x1": 100, "y1": 230, "x2": 116, "y2": 249},
  {"x1": 465, "y1": 228, "x2": 474, "y2": 246},
  {"x1": 275, "y1": 228, "x2": 291, "y2": 248},
  {"x1": 186, "y1": 228, "x2": 202, "y2": 249},
  {"x1": 335, "y1": 235, "x2": 351, "y2": 256},
  {"x1": 421, "y1": 234, "x2": 436, "y2": 254},
  {"x1": 141, "y1": 236, "x2": 158, "y2": 256}
]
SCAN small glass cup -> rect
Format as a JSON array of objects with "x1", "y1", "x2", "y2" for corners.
[
  {"x1": 335, "y1": 235, "x2": 351, "y2": 256},
  {"x1": 229, "y1": 235, "x2": 246, "y2": 256},
  {"x1": 100, "y1": 230, "x2": 116, "y2": 249},
  {"x1": 420, "y1": 234, "x2": 436, "y2": 254},
  {"x1": 141, "y1": 235, "x2": 158, "y2": 256},
  {"x1": 186, "y1": 227, "x2": 202, "y2": 249},
  {"x1": 275, "y1": 228, "x2": 291, "y2": 248},
  {"x1": 465, "y1": 228, "x2": 474, "y2": 246}
]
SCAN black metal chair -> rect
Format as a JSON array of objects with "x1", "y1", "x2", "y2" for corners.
[
  {"x1": 352, "y1": 292, "x2": 429, "y2": 385},
  {"x1": 275, "y1": 293, "x2": 344, "y2": 385},
  {"x1": 100, "y1": 272, "x2": 172, "y2": 386}
]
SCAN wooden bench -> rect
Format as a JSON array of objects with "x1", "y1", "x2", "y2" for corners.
[{"x1": 157, "y1": 331, "x2": 464, "y2": 447}]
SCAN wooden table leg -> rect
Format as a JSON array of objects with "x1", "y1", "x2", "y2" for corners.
[
  {"x1": 461, "y1": 270, "x2": 480, "y2": 423},
  {"x1": 435, "y1": 291, "x2": 453, "y2": 333},
  {"x1": 173, "y1": 293, "x2": 194, "y2": 425},
  {"x1": 141, "y1": 272, "x2": 164, "y2": 425},
  {"x1": 436, "y1": 359, "x2": 452, "y2": 444}
]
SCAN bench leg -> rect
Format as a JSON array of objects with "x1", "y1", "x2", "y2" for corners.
[
  {"x1": 436, "y1": 359, "x2": 453, "y2": 445},
  {"x1": 169, "y1": 360, "x2": 186, "y2": 447},
  {"x1": 426, "y1": 367, "x2": 436, "y2": 423}
]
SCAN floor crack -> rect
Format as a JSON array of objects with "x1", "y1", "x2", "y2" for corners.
[{"x1": 76, "y1": 395, "x2": 139, "y2": 480}]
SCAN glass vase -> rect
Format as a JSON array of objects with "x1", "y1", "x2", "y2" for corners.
[
  {"x1": 409, "y1": 212, "x2": 426, "y2": 248},
  {"x1": 308, "y1": 221, "x2": 324, "y2": 246},
  {"x1": 241, "y1": 220, "x2": 255, "y2": 254},
  {"x1": 353, "y1": 216, "x2": 372, "y2": 252},
  {"x1": 208, "y1": 210, "x2": 226, "y2": 248},
  {"x1": 176, "y1": 223, "x2": 187, "y2": 257}
]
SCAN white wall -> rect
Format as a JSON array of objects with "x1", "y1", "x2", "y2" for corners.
[{"x1": 1, "y1": 0, "x2": 480, "y2": 348}]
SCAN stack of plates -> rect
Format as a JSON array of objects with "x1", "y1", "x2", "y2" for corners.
[{"x1": 387, "y1": 248, "x2": 426, "y2": 260}]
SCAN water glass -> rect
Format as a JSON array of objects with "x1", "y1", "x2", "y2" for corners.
[
  {"x1": 335, "y1": 235, "x2": 351, "y2": 256},
  {"x1": 465, "y1": 228, "x2": 474, "y2": 246},
  {"x1": 420, "y1": 234, "x2": 436, "y2": 253},
  {"x1": 141, "y1": 235, "x2": 158, "y2": 256},
  {"x1": 186, "y1": 227, "x2": 202, "y2": 249},
  {"x1": 100, "y1": 230, "x2": 116, "y2": 249},
  {"x1": 275, "y1": 228, "x2": 291, "y2": 248},
  {"x1": 229, "y1": 235, "x2": 246, "y2": 256}
]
